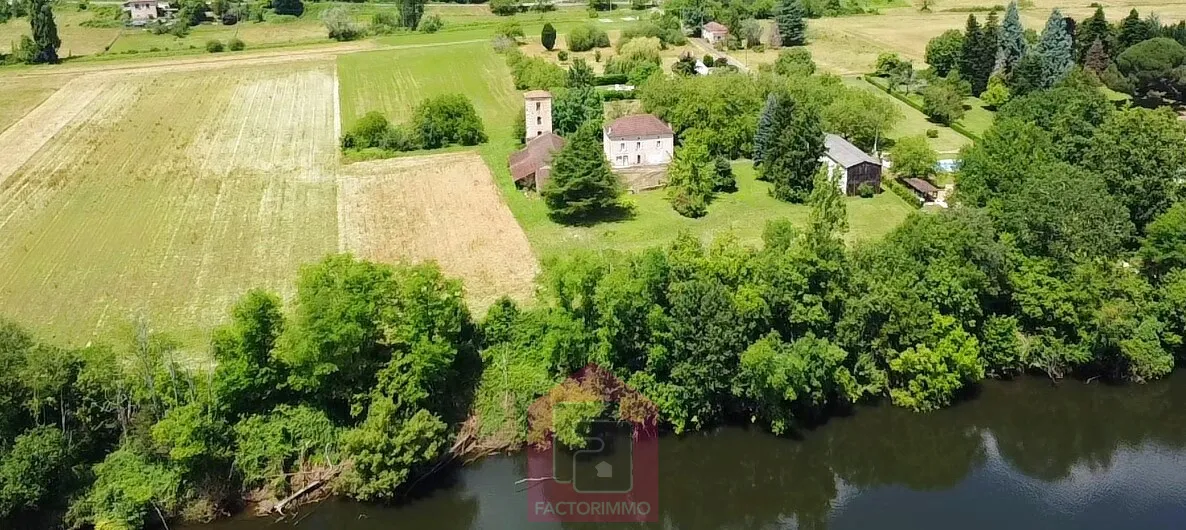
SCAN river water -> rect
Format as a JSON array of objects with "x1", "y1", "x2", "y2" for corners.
[{"x1": 199, "y1": 375, "x2": 1186, "y2": 530}]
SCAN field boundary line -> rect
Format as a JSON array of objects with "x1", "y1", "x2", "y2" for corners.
[{"x1": 0, "y1": 76, "x2": 108, "y2": 189}]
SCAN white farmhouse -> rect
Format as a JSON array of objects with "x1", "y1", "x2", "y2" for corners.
[
  {"x1": 123, "y1": 0, "x2": 169, "y2": 23},
  {"x1": 603, "y1": 115, "x2": 674, "y2": 169}
]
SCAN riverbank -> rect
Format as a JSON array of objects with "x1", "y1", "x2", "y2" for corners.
[{"x1": 190, "y1": 374, "x2": 1186, "y2": 529}]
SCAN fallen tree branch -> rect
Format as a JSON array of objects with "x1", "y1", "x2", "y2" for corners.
[{"x1": 275, "y1": 469, "x2": 341, "y2": 515}]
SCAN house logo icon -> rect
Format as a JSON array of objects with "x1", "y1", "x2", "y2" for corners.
[{"x1": 595, "y1": 461, "x2": 613, "y2": 478}]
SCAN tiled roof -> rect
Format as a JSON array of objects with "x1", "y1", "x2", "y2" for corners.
[
  {"x1": 704, "y1": 21, "x2": 728, "y2": 33},
  {"x1": 524, "y1": 90, "x2": 552, "y2": 99},
  {"x1": 605, "y1": 114, "x2": 673, "y2": 140},
  {"x1": 509, "y1": 132, "x2": 565, "y2": 181},
  {"x1": 824, "y1": 133, "x2": 879, "y2": 168}
]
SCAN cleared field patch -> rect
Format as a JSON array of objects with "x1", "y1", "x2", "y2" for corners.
[
  {"x1": 0, "y1": 76, "x2": 67, "y2": 134},
  {"x1": 0, "y1": 63, "x2": 339, "y2": 351},
  {"x1": 338, "y1": 152, "x2": 538, "y2": 311},
  {"x1": 337, "y1": 40, "x2": 519, "y2": 132}
]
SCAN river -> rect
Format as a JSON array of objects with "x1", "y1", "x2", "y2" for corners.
[{"x1": 197, "y1": 375, "x2": 1186, "y2": 529}]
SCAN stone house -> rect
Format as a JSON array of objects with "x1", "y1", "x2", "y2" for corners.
[
  {"x1": 512, "y1": 90, "x2": 565, "y2": 190},
  {"x1": 123, "y1": 0, "x2": 168, "y2": 23},
  {"x1": 603, "y1": 115, "x2": 674, "y2": 169},
  {"x1": 703, "y1": 21, "x2": 729, "y2": 45},
  {"x1": 820, "y1": 133, "x2": 883, "y2": 196}
]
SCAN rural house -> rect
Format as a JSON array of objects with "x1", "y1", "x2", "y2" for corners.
[
  {"x1": 820, "y1": 134, "x2": 883, "y2": 196},
  {"x1": 703, "y1": 21, "x2": 729, "y2": 45},
  {"x1": 603, "y1": 115, "x2": 674, "y2": 169},
  {"x1": 511, "y1": 91, "x2": 565, "y2": 190},
  {"x1": 123, "y1": 0, "x2": 169, "y2": 23}
]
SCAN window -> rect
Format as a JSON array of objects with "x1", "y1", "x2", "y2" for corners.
[
  {"x1": 536, "y1": 117, "x2": 541, "y2": 125},
  {"x1": 537, "y1": 131, "x2": 542, "y2": 136},
  {"x1": 636, "y1": 155, "x2": 641, "y2": 164},
  {"x1": 636, "y1": 141, "x2": 640, "y2": 149},
  {"x1": 535, "y1": 102, "x2": 541, "y2": 110},
  {"x1": 656, "y1": 141, "x2": 661, "y2": 148},
  {"x1": 619, "y1": 142, "x2": 625, "y2": 152}
]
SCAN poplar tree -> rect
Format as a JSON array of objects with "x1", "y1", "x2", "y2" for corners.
[
  {"x1": 28, "y1": 0, "x2": 59, "y2": 64},
  {"x1": 1035, "y1": 9, "x2": 1074, "y2": 87},
  {"x1": 752, "y1": 93, "x2": 777, "y2": 169},
  {"x1": 996, "y1": 1, "x2": 1026, "y2": 75},
  {"x1": 775, "y1": 0, "x2": 807, "y2": 47},
  {"x1": 759, "y1": 93, "x2": 824, "y2": 203}
]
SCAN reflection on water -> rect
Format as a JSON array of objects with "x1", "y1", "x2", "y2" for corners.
[{"x1": 196, "y1": 375, "x2": 1186, "y2": 530}]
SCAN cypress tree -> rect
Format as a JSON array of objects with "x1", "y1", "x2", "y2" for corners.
[
  {"x1": 1118, "y1": 8, "x2": 1151, "y2": 50},
  {"x1": 1035, "y1": 9, "x2": 1074, "y2": 87},
  {"x1": 1076, "y1": 7, "x2": 1111, "y2": 62},
  {"x1": 959, "y1": 14, "x2": 984, "y2": 91},
  {"x1": 666, "y1": 138, "x2": 714, "y2": 218},
  {"x1": 541, "y1": 120, "x2": 624, "y2": 221},
  {"x1": 541, "y1": 23, "x2": 557, "y2": 51},
  {"x1": 759, "y1": 93, "x2": 824, "y2": 203},
  {"x1": 775, "y1": 0, "x2": 807, "y2": 47},
  {"x1": 28, "y1": 0, "x2": 59, "y2": 64},
  {"x1": 752, "y1": 93, "x2": 777, "y2": 169},
  {"x1": 996, "y1": 0, "x2": 1026, "y2": 75}
]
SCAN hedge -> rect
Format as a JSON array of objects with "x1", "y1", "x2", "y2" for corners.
[
  {"x1": 601, "y1": 89, "x2": 637, "y2": 101},
  {"x1": 887, "y1": 178, "x2": 923, "y2": 209},
  {"x1": 863, "y1": 75, "x2": 982, "y2": 143},
  {"x1": 594, "y1": 74, "x2": 629, "y2": 86}
]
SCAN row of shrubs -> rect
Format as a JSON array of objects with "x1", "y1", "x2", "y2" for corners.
[
  {"x1": 325, "y1": 8, "x2": 443, "y2": 42},
  {"x1": 205, "y1": 38, "x2": 246, "y2": 52},
  {"x1": 341, "y1": 94, "x2": 487, "y2": 155}
]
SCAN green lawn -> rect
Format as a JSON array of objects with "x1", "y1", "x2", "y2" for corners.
[
  {"x1": 844, "y1": 77, "x2": 972, "y2": 154},
  {"x1": 336, "y1": 40, "x2": 519, "y2": 131},
  {"x1": 957, "y1": 97, "x2": 995, "y2": 137}
]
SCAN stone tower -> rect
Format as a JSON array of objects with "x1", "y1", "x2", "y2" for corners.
[{"x1": 524, "y1": 90, "x2": 553, "y2": 142}]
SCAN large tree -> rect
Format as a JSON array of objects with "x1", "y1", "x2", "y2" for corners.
[
  {"x1": 759, "y1": 92, "x2": 824, "y2": 202},
  {"x1": 1142, "y1": 202, "x2": 1186, "y2": 280},
  {"x1": 1034, "y1": 9, "x2": 1074, "y2": 87},
  {"x1": 397, "y1": 0, "x2": 426, "y2": 30},
  {"x1": 666, "y1": 135, "x2": 715, "y2": 218},
  {"x1": 541, "y1": 120, "x2": 624, "y2": 221},
  {"x1": 752, "y1": 93, "x2": 777, "y2": 168},
  {"x1": 1076, "y1": 6, "x2": 1112, "y2": 62},
  {"x1": 775, "y1": 0, "x2": 807, "y2": 46},
  {"x1": 1114, "y1": 37, "x2": 1186, "y2": 102},
  {"x1": 1084, "y1": 106, "x2": 1186, "y2": 232},
  {"x1": 821, "y1": 87, "x2": 902, "y2": 152},
  {"x1": 959, "y1": 15, "x2": 986, "y2": 94},
  {"x1": 27, "y1": 0, "x2": 59, "y2": 64},
  {"x1": 926, "y1": 29, "x2": 965, "y2": 77},
  {"x1": 996, "y1": 0, "x2": 1026, "y2": 75},
  {"x1": 541, "y1": 22, "x2": 557, "y2": 51},
  {"x1": 1118, "y1": 8, "x2": 1151, "y2": 50},
  {"x1": 552, "y1": 86, "x2": 602, "y2": 135}
]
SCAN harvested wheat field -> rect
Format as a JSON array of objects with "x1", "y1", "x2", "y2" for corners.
[
  {"x1": 0, "y1": 62, "x2": 340, "y2": 352},
  {"x1": 338, "y1": 152, "x2": 538, "y2": 312}
]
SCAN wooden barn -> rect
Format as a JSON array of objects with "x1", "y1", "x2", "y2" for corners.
[{"x1": 821, "y1": 134, "x2": 883, "y2": 196}]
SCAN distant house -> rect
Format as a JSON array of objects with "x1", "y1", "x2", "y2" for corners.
[
  {"x1": 510, "y1": 132, "x2": 566, "y2": 191},
  {"x1": 603, "y1": 114, "x2": 674, "y2": 169},
  {"x1": 902, "y1": 177, "x2": 940, "y2": 202},
  {"x1": 820, "y1": 134, "x2": 883, "y2": 196},
  {"x1": 703, "y1": 21, "x2": 729, "y2": 45},
  {"x1": 123, "y1": 0, "x2": 169, "y2": 23}
]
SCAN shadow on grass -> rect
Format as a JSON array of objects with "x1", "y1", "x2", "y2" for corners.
[{"x1": 547, "y1": 203, "x2": 637, "y2": 227}]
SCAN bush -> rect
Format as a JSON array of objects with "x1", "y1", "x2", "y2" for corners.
[
  {"x1": 703, "y1": 53, "x2": 714, "y2": 66},
  {"x1": 272, "y1": 0, "x2": 303, "y2": 16},
  {"x1": 558, "y1": 50, "x2": 569, "y2": 61},
  {"x1": 206, "y1": 40, "x2": 225, "y2": 53},
  {"x1": 323, "y1": 6, "x2": 363, "y2": 41},
  {"x1": 541, "y1": 22, "x2": 557, "y2": 50},
  {"x1": 567, "y1": 24, "x2": 610, "y2": 52},
  {"x1": 227, "y1": 38, "x2": 245, "y2": 51},
  {"x1": 420, "y1": 14, "x2": 443, "y2": 33},
  {"x1": 594, "y1": 73, "x2": 628, "y2": 85},
  {"x1": 490, "y1": 0, "x2": 518, "y2": 15},
  {"x1": 926, "y1": 129, "x2": 939, "y2": 138},
  {"x1": 412, "y1": 94, "x2": 488, "y2": 149},
  {"x1": 857, "y1": 182, "x2": 876, "y2": 198},
  {"x1": 496, "y1": 20, "x2": 524, "y2": 40},
  {"x1": 369, "y1": 12, "x2": 400, "y2": 35}
]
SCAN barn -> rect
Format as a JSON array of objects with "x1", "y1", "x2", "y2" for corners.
[{"x1": 820, "y1": 134, "x2": 883, "y2": 196}]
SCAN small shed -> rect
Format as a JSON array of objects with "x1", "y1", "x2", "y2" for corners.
[
  {"x1": 703, "y1": 21, "x2": 729, "y2": 45},
  {"x1": 902, "y1": 178, "x2": 940, "y2": 202},
  {"x1": 510, "y1": 132, "x2": 566, "y2": 191},
  {"x1": 822, "y1": 134, "x2": 882, "y2": 196}
]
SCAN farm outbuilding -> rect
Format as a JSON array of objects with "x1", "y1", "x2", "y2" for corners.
[
  {"x1": 820, "y1": 134, "x2": 883, "y2": 196},
  {"x1": 510, "y1": 132, "x2": 565, "y2": 190},
  {"x1": 902, "y1": 177, "x2": 940, "y2": 202}
]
